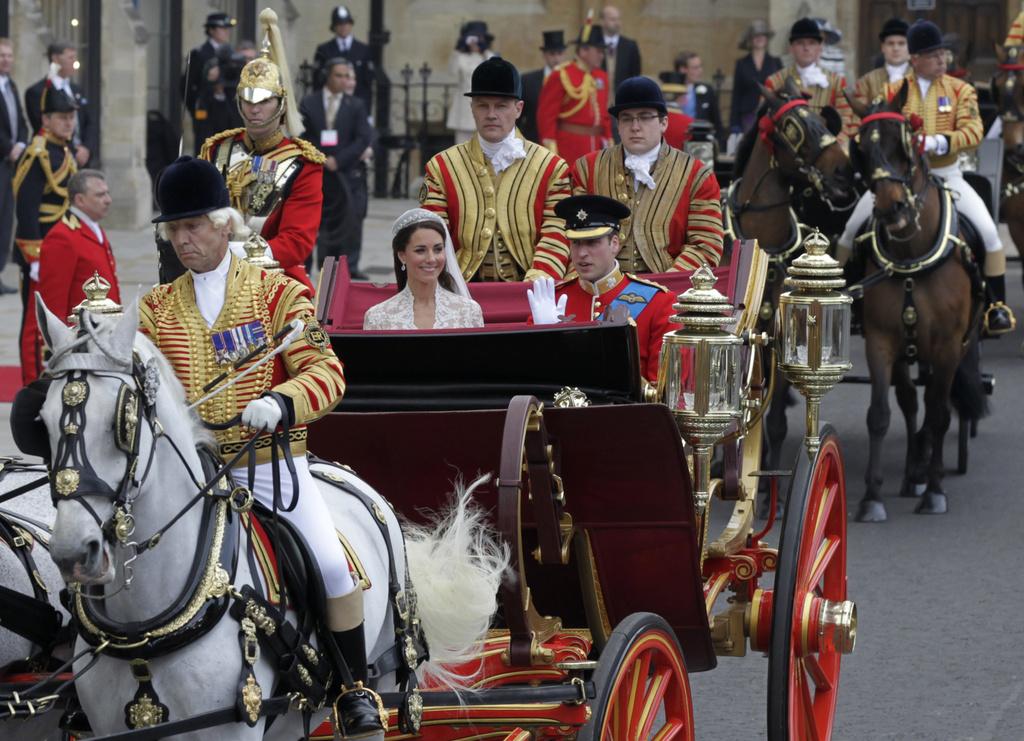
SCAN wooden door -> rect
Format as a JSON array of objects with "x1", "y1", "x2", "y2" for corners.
[{"x1": 858, "y1": 0, "x2": 1008, "y2": 80}]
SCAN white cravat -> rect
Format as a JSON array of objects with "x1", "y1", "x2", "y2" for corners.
[
  {"x1": 70, "y1": 206, "x2": 103, "y2": 244},
  {"x1": 886, "y1": 62, "x2": 909, "y2": 83},
  {"x1": 797, "y1": 63, "x2": 829, "y2": 89},
  {"x1": 478, "y1": 130, "x2": 526, "y2": 175},
  {"x1": 192, "y1": 249, "x2": 232, "y2": 328},
  {"x1": 917, "y1": 76, "x2": 932, "y2": 99},
  {"x1": 623, "y1": 143, "x2": 660, "y2": 191}
]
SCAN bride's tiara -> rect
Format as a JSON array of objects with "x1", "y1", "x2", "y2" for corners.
[{"x1": 392, "y1": 208, "x2": 444, "y2": 237}]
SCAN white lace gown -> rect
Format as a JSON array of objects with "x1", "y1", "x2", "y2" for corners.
[{"x1": 362, "y1": 284, "x2": 484, "y2": 329}]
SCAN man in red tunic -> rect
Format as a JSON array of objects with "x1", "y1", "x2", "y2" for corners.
[
  {"x1": 536, "y1": 12, "x2": 612, "y2": 166},
  {"x1": 194, "y1": 9, "x2": 323, "y2": 290},
  {"x1": 24, "y1": 169, "x2": 120, "y2": 380},
  {"x1": 528, "y1": 194, "x2": 675, "y2": 384}
]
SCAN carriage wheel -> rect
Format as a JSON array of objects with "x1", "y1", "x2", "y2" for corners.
[
  {"x1": 956, "y1": 413, "x2": 969, "y2": 475},
  {"x1": 767, "y1": 426, "x2": 857, "y2": 741},
  {"x1": 580, "y1": 612, "x2": 695, "y2": 740}
]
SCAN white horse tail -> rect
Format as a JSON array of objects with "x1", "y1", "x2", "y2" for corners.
[{"x1": 403, "y1": 474, "x2": 509, "y2": 686}]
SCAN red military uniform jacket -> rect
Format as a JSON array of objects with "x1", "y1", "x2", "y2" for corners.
[
  {"x1": 537, "y1": 60, "x2": 612, "y2": 167},
  {"x1": 557, "y1": 267, "x2": 675, "y2": 383},
  {"x1": 200, "y1": 129, "x2": 325, "y2": 290},
  {"x1": 572, "y1": 144, "x2": 725, "y2": 273},
  {"x1": 20, "y1": 212, "x2": 121, "y2": 383},
  {"x1": 664, "y1": 107, "x2": 694, "y2": 149}
]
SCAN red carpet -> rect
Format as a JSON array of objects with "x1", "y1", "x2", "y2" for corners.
[{"x1": 0, "y1": 366, "x2": 22, "y2": 402}]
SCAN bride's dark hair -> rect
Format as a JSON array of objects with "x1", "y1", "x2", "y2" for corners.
[{"x1": 392, "y1": 220, "x2": 457, "y2": 293}]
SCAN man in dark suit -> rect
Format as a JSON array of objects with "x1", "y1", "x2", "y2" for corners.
[
  {"x1": 675, "y1": 51, "x2": 724, "y2": 146},
  {"x1": 314, "y1": 6, "x2": 374, "y2": 116},
  {"x1": 181, "y1": 13, "x2": 235, "y2": 154},
  {"x1": 600, "y1": 6, "x2": 642, "y2": 104},
  {"x1": 520, "y1": 31, "x2": 566, "y2": 143},
  {"x1": 24, "y1": 41, "x2": 96, "y2": 167},
  {"x1": 300, "y1": 57, "x2": 373, "y2": 277},
  {"x1": 0, "y1": 38, "x2": 27, "y2": 294}
]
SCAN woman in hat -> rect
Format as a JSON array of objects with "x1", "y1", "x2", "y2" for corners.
[
  {"x1": 446, "y1": 21, "x2": 495, "y2": 144},
  {"x1": 363, "y1": 208, "x2": 483, "y2": 329},
  {"x1": 729, "y1": 19, "x2": 782, "y2": 135}
]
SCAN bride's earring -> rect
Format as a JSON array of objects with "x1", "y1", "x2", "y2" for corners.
[{"x1": 400, "y1": 263, "x2": 406, "y2": 271}]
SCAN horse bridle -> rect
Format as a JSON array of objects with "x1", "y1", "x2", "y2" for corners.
[{"x1": 856, "y1": 111, "x2": 932, "y2": 238}]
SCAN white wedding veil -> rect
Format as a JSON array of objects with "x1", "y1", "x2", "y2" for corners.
[{"x1": 390, "y1": 208, "x2": 472, "y2": 299}]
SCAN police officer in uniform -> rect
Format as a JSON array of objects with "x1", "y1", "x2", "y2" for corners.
[
  {"x1": 313, "y1": 6, "x2": 374, "y2": 114},
  {"x1": 192, "y1": 9, "x2": 324, "y2": 292},
  {"x1": 145, "y1": 155, "x2": 384, "y2": 737},
  {"x1": 13, "y1": 86, "x2": 77, "y2": 383},
  {"x1": 572, "y1": 76, "x2": 724, "y2": 273},
  {"x1": 529, "y1": 194, "x2": 676, "y2": 384},
  {"x1": 421, "y1": 56, "x2": 572, "y2": 281}
]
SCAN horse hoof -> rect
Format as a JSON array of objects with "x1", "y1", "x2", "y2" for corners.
[
  {"x1": 915, "y1": 492, "x2": 948, "y2": 514},
  {"x1": 900, "y1": 481, "x2": 927, "y2": 498},
  {"x1": 856, "y1": 500, "x2": 888, "y2": 522}
]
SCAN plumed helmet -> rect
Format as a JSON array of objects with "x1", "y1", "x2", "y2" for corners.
[{"x1": 236, "y1": 8, "x2": 302, "y2": 136}]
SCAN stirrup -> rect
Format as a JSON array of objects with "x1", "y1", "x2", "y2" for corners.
[
  {"x1": 983, "y1": 301, "x2": 1016, "y2": 336},
  {"x1": 331, "y1": 681, "x2": 387, "y2": 740}
]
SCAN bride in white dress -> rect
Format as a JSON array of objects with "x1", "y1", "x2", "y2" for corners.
[{"x1": 363, "y1": 208, "x2": 485, "y2": 329}]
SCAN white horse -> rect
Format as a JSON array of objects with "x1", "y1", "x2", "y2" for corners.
[{"x1": 33, "y1": 298, "x2": 508, "y2": 740}]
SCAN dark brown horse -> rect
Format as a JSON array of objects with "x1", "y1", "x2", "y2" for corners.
[
  {"x1": 992, "y1": 46, "x2": 1024, "y2": 288},
  {"x1": 725, "y1": 79, "x2": 856, "y2": 508},
  {"x1": 846, "y1": 84, "x2": 986, "y2": 522}
]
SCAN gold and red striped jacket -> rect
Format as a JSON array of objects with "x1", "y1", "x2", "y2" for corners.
[
  {"x1": 853, "y1": 67, "x2": 893, "y2": 109},
  {"x1": 572, "y1": 143, "x2": 725, "y2": 272},
  {"x1": 421, "y1": 134, "x2": 572, "y2": 280},
  {"x1": 139, "y1": 254, "x2": 344, "y2": 464},
  {"x1": 765, "y1": 66, "x2": 857, "y2": 147},
  {"x1": 885, "y1": 71, "x2": 981, "y2": 169}
]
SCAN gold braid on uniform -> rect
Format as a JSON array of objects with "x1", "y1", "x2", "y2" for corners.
[
  {"x1": 558, "y1": 62, "x2": 596, "y2": 119},
  {"x1": 291, "y1": 137, "x2": 326, "y2": 165},
  {"x1": 198, "y1": 127, "x2": 245, "y2": 161}
]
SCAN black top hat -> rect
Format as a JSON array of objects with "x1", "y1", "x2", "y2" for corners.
[
  {"x1": 541, "y1": 30, "x2": 567, "y2": 52},
  {"x1": 40, "y1": 86, "x2": 77, "y2": 116},
  {"x1": 789, "y1": 17, "x2": 823, "y2": 43},
  {"x1": 609, "y1": 76, "x2": 667, "y2": 117},
  {"x1": 879, "y1": 17, "x2": 909, "y2": 42},
  {"x1": 464, "y1": 56, "x2": 522, "y2": 99},
  {"x1": 330, "y1": 5, "x2": 354, "y2": 27},
  {"x1": 152, "y1": 156, "x2": 230, "y2": 224},
  {"x1": 907, "y1": 20, "x2": 945, "y2": 55},
  {"x1": 204, "y1": 12, "x2": 236, "y2": 29},
  {"x1": 456, "y1": 21, "x2": 494, "y2": 52},
  {"x1": 556, "y1": 195, "x2": 631, "y2": 240}
]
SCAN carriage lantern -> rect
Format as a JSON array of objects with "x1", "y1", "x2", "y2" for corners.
[
  {"x1": 659, "y1": 264, "x2": 743, "y2": 516},
  {"x1": 68, "y1": 272, "x2": 123, "y2": 325},
  {"x1": 776, "y1": 229, "x2": 852, "y2": 458}
]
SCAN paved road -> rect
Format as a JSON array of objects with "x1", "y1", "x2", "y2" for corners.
[
  {"x1": 689, "y1": 261, "x2": 1024, "y2": 739},
  {"x1": 1, "y1": 200, "x2": 1022, "y2": 739}
]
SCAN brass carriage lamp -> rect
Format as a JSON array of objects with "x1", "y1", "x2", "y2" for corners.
[
  {"x1": 68, "y1": 272, "x2": 123, "y2": 325},
  {"x1": 660, "y1": 264, "x2": 743, "y2": 516},
  {"x1": 776, "y1": 229, "x2": 852, "y2": 458}
]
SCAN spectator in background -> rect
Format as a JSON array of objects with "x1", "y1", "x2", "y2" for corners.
[
  {"x1": 675, "y1": 51, "x2": 724, "y2": 146},
  {"x1": 446, "y1": 21, "x2": 495, "y2": 144},
  {"x1": 520, "y1": 31, "x2": 567, "y2": 143},
  {"x1": 815, "y1": 19, "x2": 847, "y2": 80},
  {"x1": 0, "y1": 37, "x2": 28, "y2": 295},
  {"x1": 37, "y1": 169, "x2": 119, "y2": 333},
  {"x1": 181, "y1": 12, "x2": 235, "y2": 155},
  {"x1": 314, "y1": 6, "x2": 374, "y2": 115},
  {"x1": 730, "y1": 20, "x2": 782, "y2": 137},
  {"x1": 300, "y1": 58, "x2": 373, "y2": 277},
  {"x1": 599, "y1": 5, "x2": 641, "y2": 104},
  {"x1": 194, "y1": 40, "x2": 257, "y2": 147},
  {"x1": 25, "y1": 41, "x2": 96, "y2": 166}
]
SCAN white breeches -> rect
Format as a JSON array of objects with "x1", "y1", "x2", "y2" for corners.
[
  {"x1": 233, "y1": 456, "x2": 357, "y2": 598},
  {"x1": 838, "y1": 163, "x2": 1003, "y2": 253}
]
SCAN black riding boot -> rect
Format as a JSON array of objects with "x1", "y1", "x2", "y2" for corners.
[
  {"x1": 331, "y1": 624, "x2": 385, "y2": 738},
  {"x1": 983, "y1": 274, "x2": 1016, "y2": 335}
]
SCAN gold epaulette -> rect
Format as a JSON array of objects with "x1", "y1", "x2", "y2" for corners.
[
  {"x1": 61, "y1": 212, "x2": 81, "y2": 230},
  {"x1": 199, "y1": 127, "x2": 245, "y2": 161},
  {"x1": 626, "y1": 273, "x2": 671, "y2": 292},
  {"x1": 291, "y1": 137, "x2": 327, "y2": 165},
  {"x1": 12, "y1": 135, "x2": 50, "y2": 195}
]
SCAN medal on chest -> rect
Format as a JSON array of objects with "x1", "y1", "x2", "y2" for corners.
[
  {"x1": 937, "y1": 96, "x2": 952, "y2": 114},
  {"x1": 211, "y1": 320, "x2": 267, "y2": 365},
  {"x1": 249, "y1": 155, "x2": 279, "y2": 213}
]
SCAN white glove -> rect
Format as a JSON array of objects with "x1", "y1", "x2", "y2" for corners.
[
  {"x1": 241, "y1": 396, "x2": 282, "y2": 431},
  {"x1": 924, "y1": 135, "x2": 949, "y2": 155},
  {"x1": 29, "y1": 260, "x2": 39, "y2": 282},
  {"x1": 527, "y1": 276, "x2": 567, "y2": 325}
]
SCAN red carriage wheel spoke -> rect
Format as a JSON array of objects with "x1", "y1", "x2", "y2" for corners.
[
  {"x1": 635, "y1": 666, "x2": 673, "y2": 737},
  {"x1": 803, "y1": 654, "x2": 834, "y2": 692},
  {"x1": 797, "y1": 667, "x2": 822, "y2": 741},
  {"x1": 806, "y1": 536, "x2": 840, "y2": 589},
  {"x1": 808, "y1": 482, "x2": 838, "y2": 547}
]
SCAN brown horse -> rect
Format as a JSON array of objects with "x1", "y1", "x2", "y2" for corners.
[
  {"x1": 725, "y1": 79, "x2": 855, "y2": 508},
  {"x1": 992, "y1": 46, "x2": 1024, "y2": 286},
  {"x1": 846, "y1": 84, "x2": 986, "y2": 522}
]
